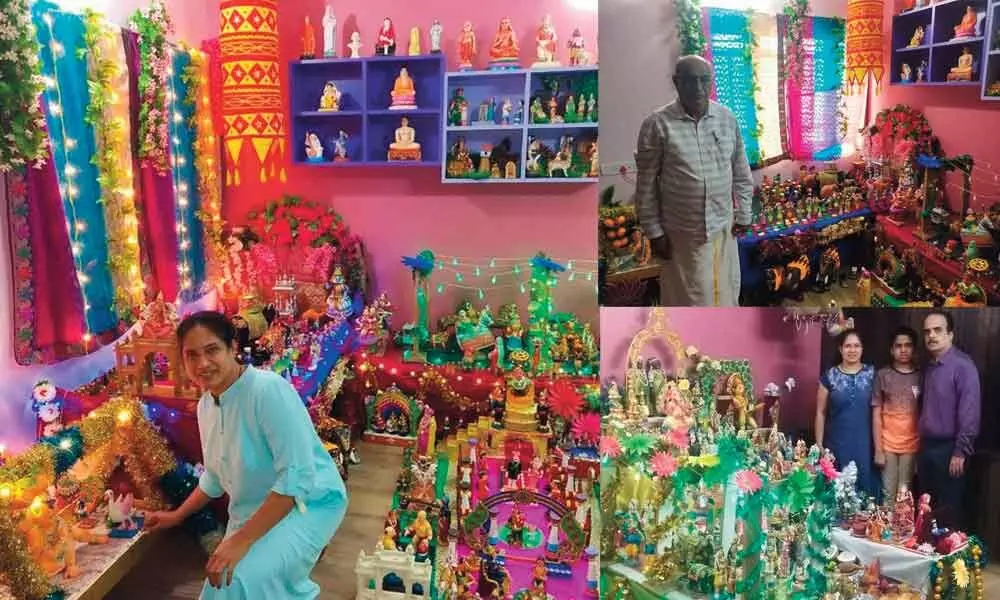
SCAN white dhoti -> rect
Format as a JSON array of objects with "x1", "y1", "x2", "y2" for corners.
[{"x1": 658, "y1": 229, "x2": 740, "y2": 306}]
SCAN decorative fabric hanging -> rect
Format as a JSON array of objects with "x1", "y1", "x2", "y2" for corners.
[
  {"x1": 845, "y1": 0, "x2": 884, "y2": 94},
  {"x1": 219, "y1": 0, "x2": 285, "y2": 186}
]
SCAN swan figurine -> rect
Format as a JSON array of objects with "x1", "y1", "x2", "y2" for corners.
[{"x1": 104, "y1": 489, "x2": 136, "y2": 529}]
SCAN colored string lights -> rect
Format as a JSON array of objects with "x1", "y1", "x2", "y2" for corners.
[
  {"x1": 429, "y1": 255, "x2": 598, "y2": 299},
  {"x1": 167, "y1": 47, "x2": 194, "y2": 293}
]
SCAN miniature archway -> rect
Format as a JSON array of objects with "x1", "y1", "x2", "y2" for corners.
[{"x1": 622, "y1": 308, "x2": 689, "y2": 417}]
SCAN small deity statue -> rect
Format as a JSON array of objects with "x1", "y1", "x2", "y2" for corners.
[
  {"x1": 713, "y1": 548, "x2": 728, "y2": 593},
  {"x1": 477, "y1": 470, "x2": 489, "y2": 498},
  {"x1": 953, "y1": 6, "x2": 979, "y2": 39},
  {"x1": 301, "y1": 16, "x2": 317, "y2": 59},
  {"x1": 568, "y1": 27, "x2": 590, "y2": 65},
  {"x1": 537, "y1": 392, "x2": 551, "y2": 432},
  {"x1": 347, "y1": 31, "x2": 362, "y2": 58},
  {"x1": 326, "y1": 266, "x2": 353, "y2": 317},
  {"x1": 530, "y1": 97, "x2": 546, "y2": 123},
  {"x1": 457, "y1": 21, "x2": 477, "y2": 70},
  {"x1": 727, "y1": 373, "x2": 757, "y2": 430},
  {"x1": 917, "y1": 59, "x2": 927, "y2": 82},
  {"x1": 407, "y1": 510, "x2": 434, "y2": 556},
  {"x1": 459, "y1": 486, "x2": 471, "y2": 513},
  {"x1": 506, "y1": 450, "x2": 524, "y2": 489},
  {"x1": 333, "y1": 130, "x2": 349, "y2": 161},
  {"x1": 901, "y1": 62, "x2": 913, "y2": 83},
  {"x1": 429, "y1": 20, "x2": 443, "y2": 53},
  {"x1": 531, "y1": 557, "x2": 547, "y2": 589},
  {"x1": 892, "y1": 484, "x2": 916, "y2": 540},
  {"x1": 322, "y1": 4, "x2": 337, "y2": 57},
  {"x1": 387, "y1": 116, "x2": 422, "y2": 161},
  {"x1": 408, "y1": 27, "x2": 421, "y2": 56},
  {"x1": 909, "y1": 25, "x2": 924, "y2": 47},
  {"x1": 794, "y1": 439, "x2": 807, "y2": 462},
  {"x1": 915, "y1": 492, "x2": 932, "y2": 541},
  {"x1": 947, "y1": 47, "x2": 975, "y2": 81},
  {"x1": 501, "y1": 97, "x2": 513, "y2": 124},
  {"x1": 319, "y1": 81, "x2": 341, "y2": 111},
  {"x1": 533, "y1": 14, "x2": 559, "y2": 67},
  {"x1": 389, "y1": 67, "x2": 418, "y2": 109},
  {"x1": 506, "y1": 505, "x2": 528, "y2": 546},
  {"x1": 305, "y1": 131, "x2": 324, "y2": 161},
  {"x1": 606, "y1": 377, "x2": 624, "y2": 416},
  {"x1": 380, "y1": 526, "x2": 397, "y2": 550},
  {"x1": 489, "y1": 17, "x2": 520, "y2": 68},
  {"x1": 375, "y1": 17, "x2": 397, "y2": 55},
  {"x1": 515, "y1": 99, "x2": 525, "y2": 124}
]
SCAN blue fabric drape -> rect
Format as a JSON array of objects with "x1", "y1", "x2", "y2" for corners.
[
  {"x1": 169, "y1": 50, "x2": 207, "y2": 298},
  {"x1": 32, "y1": 2, "x2": 117, "y2": 334},
  {"x1": 812, "y1": 16, "x2": 846, "y2": 161},
  {"x1": 707, "y1": 8, "x2": 761, "y2": 166}
]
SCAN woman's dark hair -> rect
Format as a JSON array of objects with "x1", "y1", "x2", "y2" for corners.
[
  {"x1": 176, "y1": 311, "x2": 237, "y2": 349},
  {"x1": 831, "y1": 328, "x2": 862, "y2": 367}
]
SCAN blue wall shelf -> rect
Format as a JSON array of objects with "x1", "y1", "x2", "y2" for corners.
[
  {"x1": 981, "y1": 0, "x2": 1000, "y2": 99},
  {"x1": 441, "y1": 65, "x2": 599, "y2": 184},
  {"x1": 891, "y1": 0, "x2": 989, "y2": 88},
  {"x1": 289, "y1": 54, "x2": 445, "y2": 166}
]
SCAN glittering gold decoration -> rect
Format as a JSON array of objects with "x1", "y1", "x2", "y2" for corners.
[
  {"x1": 643, "y1": 552, "x2": 680, "y2": 583},
  {"x1": 0, "y1": 445, "x2": 56, "y2": 508},
  {"x1": 416, "y1": 369, "x2": 479, "y2": 410},
  {"x1": 601, "y1": 460, "x2": 623, "y2": 560},
  {"x1": 0, "y1": 510, "x2": 53, "y2": 600}
]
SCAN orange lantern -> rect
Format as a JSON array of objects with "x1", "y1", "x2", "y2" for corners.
[{"x1": 846, "y1": 0, "x2": 885, "y2": 94}]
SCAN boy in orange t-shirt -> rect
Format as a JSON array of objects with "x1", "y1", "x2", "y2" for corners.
[{"x1": 873, "y1": 326, "x2": 922, "y2": 505}]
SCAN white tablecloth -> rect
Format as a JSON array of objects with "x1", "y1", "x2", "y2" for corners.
[{"x1": 831, "y1": 528, "x2": 936, "y2": 593}]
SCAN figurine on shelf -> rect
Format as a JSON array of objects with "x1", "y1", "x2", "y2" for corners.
[
  {"x1": 457, "y1": 21, "x2": 477, "y2": 70},
  {"x1": 387, "y1": 116, "x2": 422, "y2": 161},
  {"x1": 348, "y1": 31, "x2": 362, "y2": 58},
  {"x1": 305, "y1": 131, "x2": 324, "y2": 162},
  {"x1": 917, "y1": 59, "x2": 927, "y2": 82},
  {"x1": 430, "y1": 20, "x2": 443, "y2": 53},
  {"x1": 319, "y1": 81, "x2": 341, "y2": 111},
  {"x1": 380, "y1": 527, "x2": 397, "y2": 550},
  {"x1": 322, "y1": 4, "x2": 337, "y2": 57},
  {"x1": 448, "y1": 88, "x2": 468, "y2": 126},
  {"x1": 952, "y1": 6, "x2": 979, "y2": 39},
  {"x1": 389, "y1": 67, "x2": 418, "y2": 110},
  {"x1": 333, "y1": 130, "x2": 349, "y2": 161},
  {"x1": 568, "y1": 27, "x2": 590, "y2": 66},
  {"x1": 909, "y1": 25, "x2": 924, "y2": 47},
  {"x1": 915, "y1": 492, "x2": 932, "y2": 541},
  {"x1": 533, "y1": 14, "x2": 559, "y2": 68},
  {"x1": 901, "y1": 62, "x2": 913, "y2": 83},
  {"x1": 408, "y1": 27, "x2": 421, "y2": 56},
  {"x1": 946, "y1": 47, "x2": 975, "y2": 81},
  {"x1": 375, "y1": 17, "x2": 397, "y2": 55},
  {"x1": 302, "y1": 16, "x2": 317, "y2": 59},
  {"x1": 488, "y1": 17, "x2": 520, "y2": 69},
  {"x1": 501, "y1": 97, "x2": 513, "y2": 124},
  {"x1": 515, "y1": 99, "x2": 525, "y2": 124}
]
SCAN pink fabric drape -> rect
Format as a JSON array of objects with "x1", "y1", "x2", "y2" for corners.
[
  {"x1": 124, "y1": 30, "x2": 179, "y2": 302},
  {"x1": 785, "y1": 18, "x2": 815, "y2": 160}
]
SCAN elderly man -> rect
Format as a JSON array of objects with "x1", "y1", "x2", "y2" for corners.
[
  {"x1": 918, "y1": 311, "x2": 980, "y2": 530},
  {"x1": 634, "y1": 55, "x2": 753, "y2": 306}
]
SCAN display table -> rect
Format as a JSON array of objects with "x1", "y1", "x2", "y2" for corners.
[
  {"x1": 832, "y1": 528, "x2": 951, "y2": 593},
  {"x1": 0, "y1": 531, "x2": 159, "y2": 600},
  {"x1": 602, "y1": 259, "x2": 662, "y2": 306}
]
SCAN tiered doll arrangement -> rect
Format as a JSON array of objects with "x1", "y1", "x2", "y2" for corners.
[{"x1": 600, "y1": 309, "x2": 988, "y2": 600}]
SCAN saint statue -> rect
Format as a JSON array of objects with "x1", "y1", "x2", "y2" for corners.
[
  {"x1": 347, "y1": 31, "x2": 362, "y2": 58},
  {"x1": 533, "y1": 14, "x2": 559, "y2": 67},
  {"x1": 301, "y1": 16, "x2": 316, "y2": 59},
  {"x1": 429, "y1": 20, "x2": 443, "y2": 53},
  {"x1": 389, "y1": 67, "x2": 418, "y2": 109},
  {"x1": 375, "y1": 17, "x2": 396, "y2": 55},
  {"x1": 457, "y1": 21, "x2": 476, "y2": 70},
  {"x1": 388, "y1": 116, "x2": 422, "y2": 161},
  {"x1": 322, "y1": 5, "x2": 337, "y2": 57},
  {"x1": 489, "y1": 17, "x2": 520, "y2": 68}
]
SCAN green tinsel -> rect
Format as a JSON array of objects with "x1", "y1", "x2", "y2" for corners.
[
  {"x1": 802, "y1": 472, "x2": 835, "y2": 598},
  {"x1": 673, "y1": 0, "x2": 707, "y2": 57},
  {"x1": 703, "y1": 435, "x2": 746, "y2": 487},
  {"x1": 782, "y1": 0, "x2": 811, "y2": 82},
  {"x1": 743, "y1": 9, "x2": 765, "y2": 167},
  {"x1": 777, "y1": 467, "x2": 815, "y2": 514}
]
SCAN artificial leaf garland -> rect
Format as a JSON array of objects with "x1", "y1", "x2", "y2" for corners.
[
  {"x1": 129, "y1": 1, "x2": 173, "y2": 174},
  {"x1": 81, "y1": 9, "x2": 142, "y2": 322},
  {"x1": 782, "y1": 0, "x2": 811, "y2": 82},
  {"x1": 744, "y1": 10, "x2": 765, "y2": 167},
  {"x1": 5, "y1": 172, "x2": 40, "y2": 365},
  {"x1": 674, "y1": 0, "x2": 707, "y2": 57},
  {"x1": 0, "y1": 0, "x2": 49, "y2": 172}
]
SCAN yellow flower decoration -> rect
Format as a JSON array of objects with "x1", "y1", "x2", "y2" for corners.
[
  {"x1": 953, "y1": 558, "x2": 969, "y2": 589},
  {"x1": 685, "y1": 454, "x2": 720, "y2": 468},
  {"x1": 678, "y1": 379, "x2": 690, "y2": 391}
]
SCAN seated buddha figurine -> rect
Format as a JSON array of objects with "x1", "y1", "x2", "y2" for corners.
[
  {"x1": 953, "y1": 6, "x2": 978, "y2": 39},
  {"x1": 319, "y1": 81, "x2": 341, "y2": 112},
  {"x1": 488, "y1": 17, "x2": 520, "y2": 69},
  {"x1": 387, "y1": 116, "x2": 422, "y2": 161},
  {"x1": 389, "y1": 67, "x2": 418, "y2": 110},
  {"x1": 946, "y1": 47, "x2": 975, "y2": 81}
]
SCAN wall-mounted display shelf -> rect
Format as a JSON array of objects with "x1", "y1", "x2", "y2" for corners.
[
  {"x1": 981, "y1": 0, "x2": 1000, "y2": 99},
  {"x1": 891, "y1": 0, "x2": 988, "y2": 87},
  {"x1": 289, "y1": 54, "x2": 445, "y2": 167},
  {"x1": 441, "y1": 65, "x2": 599, "y2": 184}
]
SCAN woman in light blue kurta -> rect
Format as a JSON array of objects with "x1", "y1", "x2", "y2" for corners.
[{"x1": 145, "y1": 311, "x2": 347, "y2": 599}]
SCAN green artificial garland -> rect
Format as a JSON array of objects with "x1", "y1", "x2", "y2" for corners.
[
  {"x1": 129, "y1": 1, "x2": 172, "y2": 173},
  {"x1": 744, "y1": 10, "x2": 765, "y2": 167},
  {"x1": 800, "y1": 471, "x2": 836, "y2": 599},
  {"x1": 0, "y1": 0, "x2": 50, "y2": 172},
  {"x1": 782, "y1": 0, "x2": 811, "y2": 82},
  {"x1": 674, "y1": 0, "x2": 707, "y2": 57},
  {"x1": 832, "y1": 18, "x2": 848, "y2": 140}
]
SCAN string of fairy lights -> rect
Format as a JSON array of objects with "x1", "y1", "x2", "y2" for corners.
[
  {"x1": 167, "y1": 47, "x2": 194, "y2": 293},
  {"x1": 429, "y1": 255, "x2": 599, "y2": 299},
  {"x1": 40, "y1": 11, "x2": 94, "y2": 345}
]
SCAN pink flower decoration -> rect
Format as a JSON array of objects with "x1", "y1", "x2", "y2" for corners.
[
  {"x1": 735, "y1": 469, "x2": 762, "y2": 493},
  {"x1": 819, "y1": 458, "x2": 838, "y2": 481},
  {"x1": 599, "y1": 435, "x2": 622, "y2": 458},
  {"x1": 650, "y1": 451, "x2": 678, "y2": 478},
  {"x1": 668, "y1": 428, "x2": 689, "y2": 450}
]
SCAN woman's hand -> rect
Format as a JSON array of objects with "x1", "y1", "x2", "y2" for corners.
[
  {"x1": 206, "y1": 534, "x2": 252, "y2": 588},
  {"x1": 143, "y1": 510, "x2": 183, "y2": 531}
]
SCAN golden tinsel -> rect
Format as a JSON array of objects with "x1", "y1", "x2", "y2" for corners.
[
  {"x1": 601, "y1": 461, "x2": 623, "y2": 560},
  {"x1": 0, "y1": 511, "x2": 52, "y2": 600},
  {"x1": 643, "y1": 552, "x2": 680, "y2": 583},
  {"x1": 0, "y1": 444, "x2": 55, "y2": 488}
]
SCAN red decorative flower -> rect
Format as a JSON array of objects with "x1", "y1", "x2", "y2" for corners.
[
  {"x1": 600, "y1": 435, "x2": 622, "y2": 458},
  {"x1": 650, "y1": 451, "x2": 678, "y2": 478}
]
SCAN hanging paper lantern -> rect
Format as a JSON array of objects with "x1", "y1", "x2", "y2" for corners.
[
  {"x1": 219, "y1": 0, "x2": 285, "y2": 185},
  {"x1": 845, "y1": 0, "x2": 884, "y2": 94}
]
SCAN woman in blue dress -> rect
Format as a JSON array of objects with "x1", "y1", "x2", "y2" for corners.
[
  {"x1": 145, "y1": 311, "x2": 348, "y2": 599},
  {"x1": 815, "y1": 328, "x2": 879, "y2": 500}
]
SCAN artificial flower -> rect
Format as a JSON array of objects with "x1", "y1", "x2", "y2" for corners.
[
  {"x1": 668, "y1": 428, "x2": 689, "y2": 450},
  {"x1": 953, "y1": 557, "x2": 969, "y2": 588},
  {"x1": 819, "y1": 457, "x2": 838, "y2": 481},
  {"x1": 735, "y1": 469, "x2": 763, "y2": 493},
  {"x1": 650, "y1": 451, "x2": 678, "y2": 478},
  {"x1": 571, "y1": 413, "x2": 601, "y2": 445},
  {"x1": 677, "y1": 378, "x2": 690, "y2": 391},
  {"x1": 599, "y1": 435, "x2": 622, "y2": 459}
]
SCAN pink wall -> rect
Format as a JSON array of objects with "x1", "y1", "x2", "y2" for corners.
[
  {"x1": 220, "y1": 0, "x2": 599, "y2": 326},
  {"x1": 599, "y1": 307, "x2": 824, "y2": 432},
  {"x1": 875, "y1": 1, "x2": 1000, "y2": 212}
]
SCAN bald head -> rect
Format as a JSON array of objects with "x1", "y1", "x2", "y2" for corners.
[{"x1": 673, "y1": 55, "x2": 713, "y2": 119}]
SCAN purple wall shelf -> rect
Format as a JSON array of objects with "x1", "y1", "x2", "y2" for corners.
[
  {"x1": 441, "y1": 65, "x2": 599, "y2": 184},
  {"x1": 289, "y1": 54, "x2": 445, "y2": 167},
  {"x1": 891, "y1": 0, "x2": 989, "y2": 88},
  {"x1": 981, "y1": 0, "x2": 1000, "y2": 99}
]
